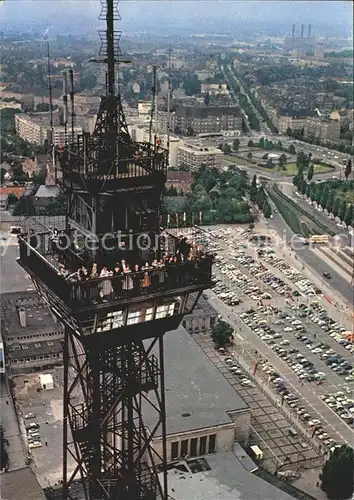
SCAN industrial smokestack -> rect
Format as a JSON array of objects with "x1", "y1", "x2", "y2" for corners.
[
  {"x1": 19, "y1": 307, "x2": 26, "y2": 328},
  {"x1": 301, "y1": 24, "x2": 304, "y2": 38},
  {"x1": 292, "y1": 24, "x2": 295, "y2": 38},
  {"x1": 62, "y1": 71, "x2": 68, "y2": 145},
  {"x1": 308, "y1": 24, "x2": 312, "y2": 38}
]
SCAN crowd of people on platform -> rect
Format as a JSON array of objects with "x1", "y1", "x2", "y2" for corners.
[{"x1": 53, "y1": 235, "x2": 211, "y2": 302}]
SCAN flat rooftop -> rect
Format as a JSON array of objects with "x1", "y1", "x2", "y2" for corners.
[
  {"x1": 0, "y1": 466, "x2": 46, "y2": 500},
  {"x1": 144, "y1": 326, "x2": 249, "y2": 437},
  {"x1": 1, "y1": 290, "x2": 62, "y2": 338},
  {"x1": 0, "y1": 238, "x2": 35, "y2": 294},
  {"x1": 160, "y1": 449, "x2": 296, "y2": 500},
  {"x1": 186, "y1": 294, "x2": 217, "y2": 318}
]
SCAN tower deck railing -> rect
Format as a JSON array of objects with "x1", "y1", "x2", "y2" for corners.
[
  {"x1": 59, "y1": 142, "x2": 168, "y2": 182},
  {"x1": 18, "y1": 234, "x2": 214, "y2": 310}
]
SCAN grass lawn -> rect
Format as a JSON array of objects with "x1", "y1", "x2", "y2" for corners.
[
  {"x1": 224, "y1": 155, "x2": 253, "y2": 167},
  {"x1": 277, "y1": 163, "x2": 334, "y2": 176}
]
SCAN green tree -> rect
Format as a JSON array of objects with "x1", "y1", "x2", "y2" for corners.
[
  {"x1": 247, "y1": 140, "x2": 254, "y2": 147},
  {"x1": 288, "y1": 144, "x2": 296, "y2": 155},
  {"x1": 211, "y1": 319, "x2": 233, "y2": 347},
  {"x1": 286, "y1": 127, "x2": 292, "y2": 136},
  {"x1": 250, "y1": 174, "x2": 258, "y2": 202},
  {"x1": 320, "y1": 445, "x2": 354, "y2": 500},
  {"x1": 332, "y1": 197, "x2": 341, "y2": 218},
  {"x1": 204, "y1": 92, "x2": 210, "y2": 106},
  {"x1": 326, "y1": 190, "x2": 336, "y2": 214},
  {"x1": 232, "y1": 138, "x2": 240, "y2": 151},
  {"x1": 278, "y1": 153, "x2": 287, "y2": 170},
  {"x1": 306, "y1": 183, "x2": 312, "y2": 198},
  {"x1": 222, "y1": 143, "x2": 232, "y2": 154},
  {"x1": 256, "y1": 186, "x2": 266, "y2": 210},
  {"x1": 307, "y1": 164, "x2": 314, "y2": 181},
  {"x1": 344, "y1": 158, "x2": 352, "y2": 180},
  {"x1": 31, "y1": 171, "x2": 46, "y2": 185},
  {"x1": 300, "y1": 178, "x2": 307, "y2": 195},
  {"x1": 266, "y1": 158, "x2": 274, "y2": 169},
  {"x1": 320, "y1": 186, "x2": 330, "y2": 209},
  {"x1": 263, "y1": 199, "x2": 272, "y2": 218},
  {"x1": 186, "y1": 126, "x2": 194, "y2": 137},
  {"x1": 247, "y1": 151, "x2": 252, "y2": 160},
  {"x1": 343, "y1": 204, "x2": 353, "y2": 227},
  {"x1": 7, "y1": 193, "x2": 18, "y2": 205},
  {"x1": 339, "y1": 200, "x2": 347, "y2": 222},
  {"x1": 0, "y1": 168, "x2": 6, "y2": 184},
  {"x1": 277, "y1": 140, "x2": 283, "y2": 150}
]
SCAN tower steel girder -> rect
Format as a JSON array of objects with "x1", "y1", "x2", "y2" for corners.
[{"x1": 63, "y1": 330, "x2": 168, "y2": 500}]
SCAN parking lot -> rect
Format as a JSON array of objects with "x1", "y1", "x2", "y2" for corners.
[
  {"x1": 194, "y1": 333, "x2": 324, "y2": 487},
  {"x1": 183, "y1": 225, "x2": 354, "y2": 451},
  {"x1": 12, "y1": 369, "x2": 76, "y2": 488}
]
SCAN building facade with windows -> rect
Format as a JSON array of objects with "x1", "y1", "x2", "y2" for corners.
[
  {"x1": 170, "y1": 106, "x2": 242, "y2": 135},
  {"x1": 177, "y1": 140, "x2": 223, "y2": 171},
  {"x1": 183, "y1": 294, "x2": 218, "y2": 334},
  {"x1": 144, "y1": 325, "x2": 251, "y2": 466},
  {"x1": 0, "y1": 291, "x2": 64, "y2": 374}
]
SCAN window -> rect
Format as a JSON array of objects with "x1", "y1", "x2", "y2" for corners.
[
  {"x1": 145, "y1": 307, "x2": 154, "y2": 322},
  {"x1": 127, "y1": 310, "x2": 141, "y2": 325},
  {"x1": 171, "y1": 442, "x2": 178, "y2": 460},
  {"x1": 180, "y1": 440, "x2": 188, "y2": 458},
  {"x1": 190, "y1": 438, "x2": 198, "y2": 457},
  {"x1": 208, "y1": 434, "x2": 216, "y2": 454},
  {"x1": 199, "y1": 436, "x2": 207, "y2": 455}
]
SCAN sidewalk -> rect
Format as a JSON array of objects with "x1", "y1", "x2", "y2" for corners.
[{"x1": 0, "y1": 378, "x2": 27, "y2": 471}]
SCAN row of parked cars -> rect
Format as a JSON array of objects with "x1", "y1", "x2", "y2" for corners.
[
  {"x1": 258, "y1": 249, "x2": 321, "y2": 297},
  {"x1": 261, "y1": 362, "x2": 339, "y2": 452},
  {"x1": 240, "y1": 308, "x2": 327, "y2": 383},
  {"x1": 221, "y1": 354, "x2": 254, "y2": 387},
  {"x1": 24, "y1": 413, "x2": 42, "y2": 449},
  {"x1": 320, "y1": 391, "x2": 354, "y2": 426}
]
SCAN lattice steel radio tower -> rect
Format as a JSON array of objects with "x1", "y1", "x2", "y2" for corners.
[{"x1": 18, "y1": 1, "x2": 213, "y2": 499}]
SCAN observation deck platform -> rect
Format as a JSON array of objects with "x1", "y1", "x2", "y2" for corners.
[
  {"x1": 59, "y1": 141, "x2": 168, "y2": 193},
  {"x1": 17, "y1": 231, "x2": 214, "y2": 346}
]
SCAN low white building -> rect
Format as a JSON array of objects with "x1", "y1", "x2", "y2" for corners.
[
  {"x1": 39, "y1": 373, "x2": 54, "y2": 391},
  {"x1": 177, "y1": 140, "x2": 223, "y2": 171}
]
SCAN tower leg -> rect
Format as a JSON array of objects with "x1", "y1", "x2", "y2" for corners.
[
  {"x1": 159, "y1": 336, "x2": 168, "y2": 500},
  {"x1": 62, "y1": 328, "x2": 69, "y2": 500}
]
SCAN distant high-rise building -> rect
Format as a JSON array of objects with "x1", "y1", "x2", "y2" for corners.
[{"x1": 314, "y1": 43, "x2": 325, "y2": 60}]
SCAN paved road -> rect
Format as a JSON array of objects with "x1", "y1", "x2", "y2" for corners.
[
  {"x1": 278, "y1": 183, "x2": 352, "y2": 243},
  {"x1": 268, "y1": 213, "x2": 353, "y2": 305},
  {"x1": 0, "y1": 377, "x2": 27, "y2": 471},
  {"x1": 205, "y1": 290, "x2": 354, "y2": 447}
]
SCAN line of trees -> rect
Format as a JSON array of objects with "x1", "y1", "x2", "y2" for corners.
[
  {"x1": 293, "y1": 176, "x2": 354, "y2": 227},
  {"x1": 250, "y1": 174, "x2": 272, "y2": 218}
]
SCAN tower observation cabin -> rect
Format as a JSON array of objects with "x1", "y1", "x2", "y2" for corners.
[{"x1": 17, "y1": 1, "x2": 214, "y2": 499}]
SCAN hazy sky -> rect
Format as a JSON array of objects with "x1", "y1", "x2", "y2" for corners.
[{"x1": 0, "y1": 1, "x2": 352, "y2": 32}]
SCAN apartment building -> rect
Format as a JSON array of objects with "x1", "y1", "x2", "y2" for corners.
[
  {"x1": 275, "y1": 108, "x2": 316, "y2": 134},
  {"x1": 15, "y1": 112, "x2": 83, "y2": 146},
  {"x1": 304, "y1": 117, "x2": 340, "y2": 142},
  {"x1": 173, "y1": 106, "x2": 242, "y2": 135},
  {"x1": 177, "y1": 140, "x2": 223, "y2": 171},
  {"x1": 200, "y1": 83, "x2": 229, "y2": 96}
]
